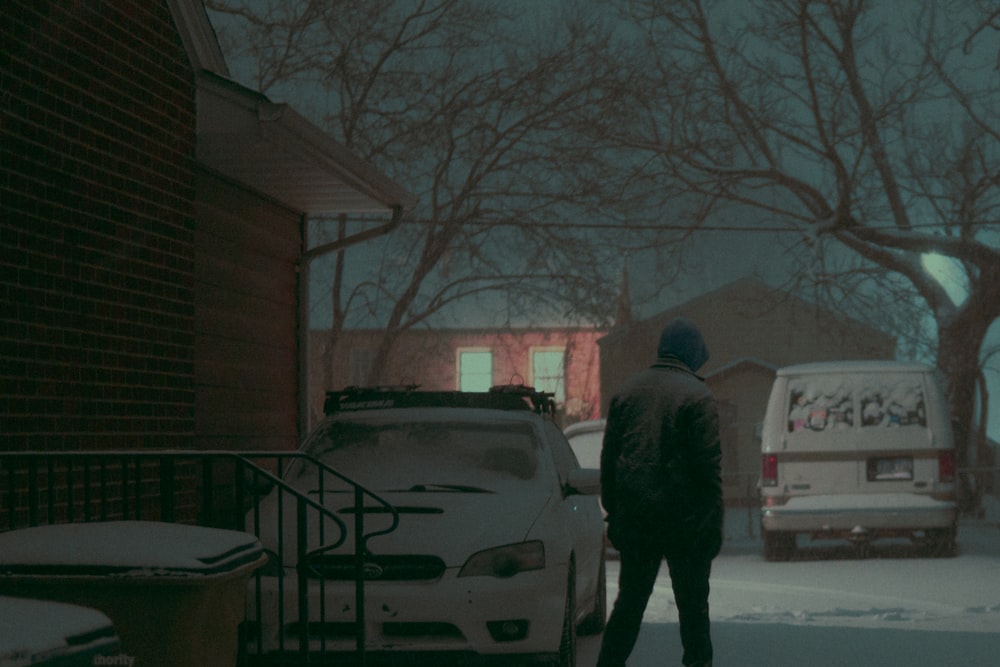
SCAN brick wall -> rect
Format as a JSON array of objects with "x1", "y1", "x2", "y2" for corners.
[{"x1": 1, "y1": 1, "x2": 198, "y2": 450}]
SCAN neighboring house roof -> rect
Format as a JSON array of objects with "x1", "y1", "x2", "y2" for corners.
[
  {"x1": 168, "y1": 0, "x2": 417, "y2": 217},
  {"x1": 703, "y1": 356, "x2": 780, "y2": 382},
  {"x1": 599, "y1": 277, "x2": 892, "y2": 348}
]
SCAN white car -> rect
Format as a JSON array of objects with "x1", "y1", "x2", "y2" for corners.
[
  {"x1": 564, "y1": 419, "x2": 613, "y2": 556},
  {"x1": 248, "y1": 386, "x2": 606, "y2": 666},
  {"x1": 563, "y1": 419, "x2": 606, "y2": 472}
]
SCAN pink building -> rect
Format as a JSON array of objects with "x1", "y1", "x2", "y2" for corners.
[{"x1": 309, "y1": 327, "x2": 607, "y2": 428}]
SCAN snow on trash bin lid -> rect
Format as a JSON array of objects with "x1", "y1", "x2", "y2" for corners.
[
  {"x1": 0, "y1": 595, "x2": 118, "y2": 661},
  {"x1": 0, "y1": 521, "x2": 265, "y2": 577}
]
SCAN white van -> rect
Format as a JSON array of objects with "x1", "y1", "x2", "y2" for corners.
[{"x1": 759, "y1": 360, "x2": 958, "y2": 560}]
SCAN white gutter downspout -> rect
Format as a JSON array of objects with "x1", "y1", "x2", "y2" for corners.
[{"x1": 298, "y1": 205, "x2": 405, "y2": 438}]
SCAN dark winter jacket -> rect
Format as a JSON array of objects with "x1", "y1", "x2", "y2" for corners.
[{"x1": 600, "y1": 326, "x2": 723, "y2": 559}]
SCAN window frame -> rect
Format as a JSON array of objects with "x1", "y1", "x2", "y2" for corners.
[
  {"x1": 530, "y1": 346, "x2": 566, "y2": 403},
  {"x1": 457, "y1": 347, "x2": 494, "y2": 392}
]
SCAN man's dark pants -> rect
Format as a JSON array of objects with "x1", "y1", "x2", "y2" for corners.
[{"x1": 596, "y1": 544, "x2": 713, "y2": 667}]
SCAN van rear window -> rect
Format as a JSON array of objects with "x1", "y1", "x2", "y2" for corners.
[
  {"x1": 788, "y1": 378, "x2": 853, "y2": 432},
  {"x1": 787, "y1": 373, "x2": 927, "y2": 432},
  {"x1": 860, "y1": 375, "x2": 926, "y2": 428}
]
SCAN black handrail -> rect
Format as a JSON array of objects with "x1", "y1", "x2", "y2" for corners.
[
  {"x1": 237, "y1": 451, "x2": 400, "y2": 663},
  {"x1": 0, "y1": 450, "x2": 400, "y2": 666}
]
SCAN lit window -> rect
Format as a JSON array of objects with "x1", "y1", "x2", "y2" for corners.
[
  {"x1": 532, "y1": 349, "x2": 565, "y2": 403},
  {"x1": 459, "y1": 350, "x2": 493, "y2": 392}
]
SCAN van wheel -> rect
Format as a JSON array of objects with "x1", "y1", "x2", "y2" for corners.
[
  {"x1": 928, "y1": 526, "x2": 957, "y2": 558},
  {"x1": 763, "y1": 530, "x2": 795, "y2": 561}
]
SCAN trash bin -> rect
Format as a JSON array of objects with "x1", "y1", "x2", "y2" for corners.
[
  {"x1": 0, "y1": 595, "x2": 120, "y2": 666},
  {"x1": 0, "y1": 521, "x2": 267, "y2": 667}
]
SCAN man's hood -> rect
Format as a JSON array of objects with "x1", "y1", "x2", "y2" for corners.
[{"x1": 656, "y1": 317, "x2": 709, "y2": 372}]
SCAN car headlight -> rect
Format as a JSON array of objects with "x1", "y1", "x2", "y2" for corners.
[{"x1": 458, "y1": 541, "x2": 545, "y2": 578}]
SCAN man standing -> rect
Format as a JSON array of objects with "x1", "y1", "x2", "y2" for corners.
[{"x1": 596, "y1": 317, "x2": 723, "y2": 667}]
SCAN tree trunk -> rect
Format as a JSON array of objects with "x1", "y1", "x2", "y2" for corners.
[{"x1": 937, "y1": 312, "x2": 990, "y2": 515}]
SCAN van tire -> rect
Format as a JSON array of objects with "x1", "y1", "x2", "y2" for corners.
[
  {"x1": 927, "y1": 525, "x2": 957, "y2": 558},
  {"x1": 763, "y1": 530, "x2": 796, "y2": 561}
]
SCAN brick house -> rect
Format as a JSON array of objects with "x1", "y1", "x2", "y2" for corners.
[
  {"x1": 599, "y1": 278, "x2": 897, "y2": 501},
  {"x1": 309, "y1": 326, "x2": 606, "y2": 428},
  {"x1": 1, "y1": 0, "x2": 414, "y2": 453}
]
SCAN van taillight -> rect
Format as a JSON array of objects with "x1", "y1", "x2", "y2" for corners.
[
  {"x1": 938, "y1": 450, "x2": 955, "y2": 483},
  {"x1": 761, "y1": 454, "x2": 778, "y2": 487}
]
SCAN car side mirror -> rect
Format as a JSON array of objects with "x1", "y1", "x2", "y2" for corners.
[{"x1": 564, "y1": 468, "x2": 601, "y2": 497}]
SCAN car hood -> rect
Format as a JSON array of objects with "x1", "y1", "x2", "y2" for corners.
[{"x1": 258, "y1": 487, "x2": 555, "y2": 568}]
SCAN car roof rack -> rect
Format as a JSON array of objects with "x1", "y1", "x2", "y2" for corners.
[{"x1": 324, "y1": 384, "x2": 557, "y2": 417}]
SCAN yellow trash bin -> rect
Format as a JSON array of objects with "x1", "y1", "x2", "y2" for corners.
[{"x1": 0, "y1": 521, "x2": 267, "y2": 667}]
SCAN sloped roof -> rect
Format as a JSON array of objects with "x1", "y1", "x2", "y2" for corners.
[
  {"x1": 167, "y1": 0, "x2": 416, "y2": 216},
  {"x1": 600, "y1": 277, "x2": 892, "y2": 347},
  {"x1": 703, "y1": 356, "x2": 780, "y2": 382},
  {"x1": 195, "y1": 73, "x2": 416, "y2": 215}
]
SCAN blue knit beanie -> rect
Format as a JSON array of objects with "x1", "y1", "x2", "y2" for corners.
[{"x1": 657, "y1": 317, "x2": 709, "y2": 372}]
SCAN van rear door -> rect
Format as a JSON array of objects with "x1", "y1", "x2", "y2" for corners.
[
  {"x1": 781, "y1": 373, "x2": 858, "y2": 496},
  {"x1": 854, "y1": 371, "x2": 939, "y2": 494}
]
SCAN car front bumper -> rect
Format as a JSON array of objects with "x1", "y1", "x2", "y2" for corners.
[{"x1": 245, "y1": 563, "x2": 570, "y2": 658}]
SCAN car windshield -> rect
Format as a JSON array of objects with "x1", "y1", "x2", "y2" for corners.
[{"x1": 302, "y1": 418, "x2": 542, "y2": 492}]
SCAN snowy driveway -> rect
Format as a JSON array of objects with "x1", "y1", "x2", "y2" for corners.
[{"x1": 578, "y1": 521, "x2": 1000, "y2": 666}]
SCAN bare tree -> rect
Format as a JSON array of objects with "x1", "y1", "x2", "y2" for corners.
[
  {"x1": 208, "y1": 0, "x2": 628, "y2": 391},
  {"x1": 597, "y1": 0, "x2": 999, "y2": 502}
]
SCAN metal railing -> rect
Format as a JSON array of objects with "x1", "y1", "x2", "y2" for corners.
[{"x1": 0, "y1": 450, "x2": 398, "y2": 666}]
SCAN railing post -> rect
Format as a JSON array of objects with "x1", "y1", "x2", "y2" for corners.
[
  {"x1": 297, "y1": 496, "x2": 310, "y2": 665},
  {"x1": 160, "y1": 456, "x2": 175, "y2": 523},
  {"x1": 46, "y1": 458, "x2": 55, "y2": 525},
  {"x1": 355, "y1": 485, "x2": 366, "y2": 666},
  {"x1": 27, "y1": 458, "x2": 38, "y2": 527},
  {"x1": 99, "y1": 459, "x2": 108, "y2": 521},
  {"x1": 201, "y1": 458, "x2": 214, "y2": 527},
  {"x1": 83, "y1": 459, "x2": 92, "y2": 523},
  {"x1": 5, "y1": 460, "x2": 16, "y2": 531},
  {"x1": 66, "y1": 460, "x2": 74, "y2": 524},
  {"x1": 234, "y1": 458, "x2": 247, "y2": 532}
]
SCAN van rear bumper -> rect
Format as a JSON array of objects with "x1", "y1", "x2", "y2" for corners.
[{"x1": 761, "y1": 493, "x2": 957, "y2": 533}]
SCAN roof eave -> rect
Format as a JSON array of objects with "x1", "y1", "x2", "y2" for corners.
[{"x1": 194, "y1": 71, "x2": 416, "y2": 216}]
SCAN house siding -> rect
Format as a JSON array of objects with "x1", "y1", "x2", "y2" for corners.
[{"x1": 2, "y1": 0, "x2": 197, "y2": 450}]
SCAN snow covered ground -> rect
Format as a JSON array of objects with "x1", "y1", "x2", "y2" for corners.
[{"x1": 578, "y1": 518, "x2": 1000, "y2": 666}]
